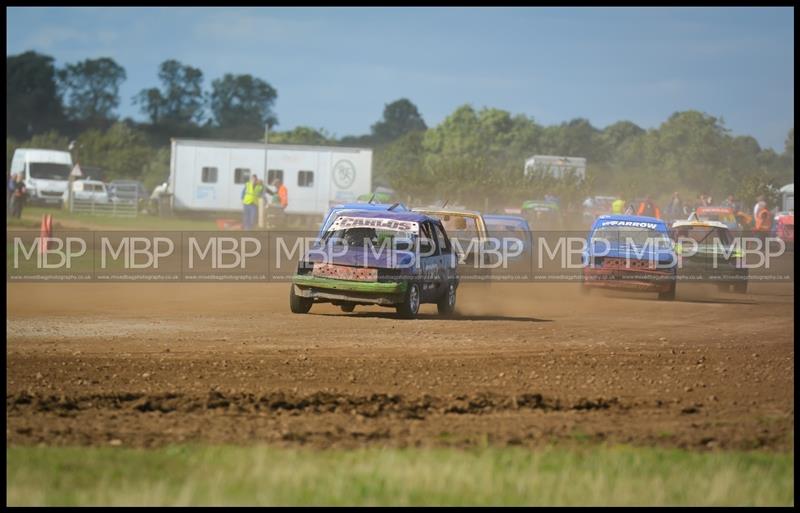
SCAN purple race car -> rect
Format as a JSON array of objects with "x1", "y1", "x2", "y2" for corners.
[{"x1": 290, "y1": 211, "x2": 459, "y2": 318}]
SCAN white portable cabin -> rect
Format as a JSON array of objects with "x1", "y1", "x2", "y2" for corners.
[
  {"x1": 524, "y1": 155, "x2": 586, "y2": 180},
  {"x1": 169, "y1": 138, "x2": 372, "y2": 216},
  {"x1": 780, "y1": 183, "x2": 793, "y2": 212}
]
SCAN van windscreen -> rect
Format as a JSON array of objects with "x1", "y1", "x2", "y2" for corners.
[{"x1": 29, "y1": 163, "x2": 71, "y2": 180}]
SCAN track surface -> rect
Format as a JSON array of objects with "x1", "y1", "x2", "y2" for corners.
[{"x1": 7, "y1": 277, "x2": 794, "y2": 451}]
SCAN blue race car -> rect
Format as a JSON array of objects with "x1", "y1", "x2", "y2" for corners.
[
  {"x1": 484, "y1": 214, "x2": 532, "y2": 257},
  {"x1": 582, "y1": 214, "x2": 678, "y2": 300},
  {"x1": 319, "y1": 202, "x2": 408, "y2": 237},
  {"x1": 293, "y1": 210, "x2": 459, "y2": 318}
]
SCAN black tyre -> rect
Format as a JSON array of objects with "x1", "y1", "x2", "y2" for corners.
[
  {"x1": 340, "y1": 303, "x2": 356, "y2": 313},
  {"x1": 289, "y1": 285, "x2": 313, "y2": 314},
  {"x1": 437, "y1": 282, "x2": 457, "y2": 316},
  {"x1": 396, "y1": 282, "x2": 421, "y2": 319}
]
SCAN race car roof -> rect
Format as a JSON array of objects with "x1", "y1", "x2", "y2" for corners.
[
  {"x1": 484, "y1": 214, "x2": 531, "y2": 229},
  {"x1": 591, "y1": 215, "x2": 670, "y2": 234},
  {"x1": 333, "y1": 210, "x2": 434, "y2": 224},
  {"x1": 484, "y1": 214, "x2": 529, "y2": 223},
  {"x1": 671, "y1": 219, "x2": 730, "y2": 230},
  {"x1": 330, "y1": 202, "x2": 408, "y2": 211},
  {"x1": 412, "y1": 207, "x2": 484, "y2": 218},
  {"x1": 594, "y1": 214, "x2": 667, "y2": 225},
  {"x1": 696, "y1": 206, "x2": 734, "y2": 213}
]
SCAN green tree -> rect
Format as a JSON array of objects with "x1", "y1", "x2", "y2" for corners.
[
  {"x1": 370, "y1": 98, "x2": 427, "y2": 145},
  {"x1": 140, "y1": 147, "x2": 171, "y2": 192},
  {"x1": 76, "y1": 123, "x2": 152, "y2": 180},
  {"x1": 269, "y1": 126, "x2": 331, "y2": 146},
  {"x1": 210, "y1": 73, "x2": 278, "y2": 138},
  {"x1": 6, "y1": 51, "x2": 66, "y2": 139},
  {"x1": 134, "y1": 59, "x2": 206, "y2": 125},
  {"x1": 375, "y1": 131, "x2": 428, "y2": 199},
  {"x1": 57, "y1": 57, "x2": 127, "y2": 124}
]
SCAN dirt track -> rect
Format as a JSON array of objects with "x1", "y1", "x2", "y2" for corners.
[{"x1": 6, "y1": 277, "x2": 794, "y2": 451}]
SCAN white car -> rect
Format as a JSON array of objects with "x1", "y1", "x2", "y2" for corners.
[{"x1": 62, "y1": 180, "x2": 111, "y2": 205}]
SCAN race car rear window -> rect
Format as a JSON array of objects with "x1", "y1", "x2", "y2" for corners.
[
  {"x1": 672, "y1": 226, "x2": 730, "y2": 246},
  {"x1": 591, "y1": 225, "x2": 671, "y2": 247}
]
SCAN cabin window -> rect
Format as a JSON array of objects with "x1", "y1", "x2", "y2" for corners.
[
  {"x1": 298, "y1": 170, "x2": 314, "y2": 187},
  {"x1": 234, "y1": 168, "x2": 250, "y2": 184},
  {"x1": 267, "y1": 169, "x2": 283, "y2": 184},
  {"x1": 201, "y1": 167, "x2": 218, "y2": 183}
]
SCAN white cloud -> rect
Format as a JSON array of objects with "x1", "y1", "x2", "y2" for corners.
[
  {"x1": 23, "y1": 26, "x2": 90, "y2": 50},
  {"x1": 191, "y1": 10, "x2": 323, "y2": 45}
]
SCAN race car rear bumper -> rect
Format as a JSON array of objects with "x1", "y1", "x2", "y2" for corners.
[{"x1": 582, "y1": 267, "x2": 675, "y2": 292}]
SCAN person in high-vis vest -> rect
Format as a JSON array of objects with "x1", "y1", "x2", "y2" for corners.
[
  {"x1": 636, "y1": 195, "x2": 661, "y2": 219},
  {"x1": 611, "y1": 195, "x2": 625, "y2": 215},
  {"x1": 241, "y1": 174, "x2": 263, "y2": 230},
  {"x1": 274, "y1": 178, "x2": 288, "y2": 209}
]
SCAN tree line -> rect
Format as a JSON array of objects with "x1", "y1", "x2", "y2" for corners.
[{"x1": 6, "y1": 50, "x2": 794, "y2": 210}]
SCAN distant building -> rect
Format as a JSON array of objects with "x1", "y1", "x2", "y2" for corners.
[{"x1": 524, "y1": 155, "x2": 586, "y2": 180}]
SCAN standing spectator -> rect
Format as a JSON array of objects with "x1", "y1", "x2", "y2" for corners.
[
  {"x1": 241, "y1": 174, "x2": 263, "y2": 230},
  {"x1": 611, "y1": 194, "x2": 625, "y2": 215},
  {"x1": 273, "y1": 178, "x2": 288, "y2": 209},
  {"x1": 753, "y1": 195, "x2": 765, "y2": 221},
  {"x1": 636, "y1": 195, "x2": 661, "y2": 219},
  {"x1": 666, "y1": 192, "x2": 684, "y2": 220},
  {"x1": 754, "y1": 199, "x2": 772, "y2": 241},
  {"x1": 722, "y1": 194, "x2": 741, "y2": 212},
  {"x1": 10, "y1": 174, "x2": 27, "y2": 219},
  {"x1": 7, "y1": 173, "x2": 17, "y2": 214}
]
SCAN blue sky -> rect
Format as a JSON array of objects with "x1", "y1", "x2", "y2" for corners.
[{"x1": 6, "y1": 7, "x2": 794, "y2": 151}]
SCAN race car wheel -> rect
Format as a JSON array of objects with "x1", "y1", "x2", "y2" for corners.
[
  {"x1": 340, "y1": 303, "x2": 356, "y2": 313},
  {"x1": 396, "y1": 282, "x2": 420, "y2": 319},
  {"x1": 437, "y1": 282, "x2": 457, "y2": 316},
  {"x1": 289, "y1": 285, "x2": 313, "y2": 314},
  {"x1": 658, "y1": 284, "x2": 676, "y2": 301}
]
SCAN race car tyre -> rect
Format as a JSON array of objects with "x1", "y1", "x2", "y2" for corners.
[
  {"x1": 396, "y1": 282, "x2": 421, "y2": 319},
  {"x1": 340, "y1": 303, "x2": 356, "y2": 313},
  {"x1": 289, "y1": 285, "x2": 313, "y2": 314},
  {"x1": 658, "y1": 284, "x2": 676, "y2": 301},
  {"x1": 437, "y1": 282, "x2": 457, "y2": 316}
]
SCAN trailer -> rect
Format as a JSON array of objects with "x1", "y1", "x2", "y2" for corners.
[
  {"x1": 169, "y1": 138, "x2": 372, "y2": 220},
  {"x1": 524, "y1": 155, "x2": 586, "y2": 180},
  {"x1": 780, "y1": 183, "x2": 793, "y2": 212}
]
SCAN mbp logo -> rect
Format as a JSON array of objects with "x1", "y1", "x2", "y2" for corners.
[
  {"x1": 188, "y1": 237, "x2": 262, "y2": 269},
  {"x1": 13, "y1": 237, "x2": 87, "y2": 269},
  {"x1": 100, "y1": 237, "x2": 175, "y2": 269}
]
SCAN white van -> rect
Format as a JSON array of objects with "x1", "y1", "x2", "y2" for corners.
[{"x1": 9, "y1": 148, "x2": 73, "y2": 206}]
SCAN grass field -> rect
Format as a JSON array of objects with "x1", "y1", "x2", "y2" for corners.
[
  {"x1": 6, "y1": 445, "x2": 793, "y2": 506},
  {"x1": 14, "y1": 206, "x2": 221, "y2": 231}
]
